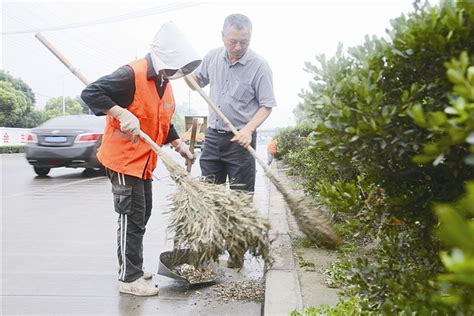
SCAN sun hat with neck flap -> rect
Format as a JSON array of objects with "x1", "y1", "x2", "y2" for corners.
[{"x1": 150, "y1": 21, "x2": 201, "y2": 80}]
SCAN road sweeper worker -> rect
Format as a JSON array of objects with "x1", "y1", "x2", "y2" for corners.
[
  {"x1": 81, "y1": 21, "x2": 201, "y2": 297},
  {"x1": 184, "y1": 13, "x2": 276, "y2": 268}
]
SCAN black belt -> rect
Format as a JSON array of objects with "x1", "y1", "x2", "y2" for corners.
[{"x1": 210, "y1": 128, "x2": 233, "y2": 135}]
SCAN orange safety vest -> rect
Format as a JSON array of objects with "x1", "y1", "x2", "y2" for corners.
[{"x1": 97, "y1": 58, "x2": 176, "y2": 179}]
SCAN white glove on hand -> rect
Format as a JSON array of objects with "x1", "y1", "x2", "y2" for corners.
[
  {"x1": 116, "y1": 109, "x2": 140, "y2": 136},
  {"x1": 175, "y1": 142, "x2": 195, "y2": 162}
]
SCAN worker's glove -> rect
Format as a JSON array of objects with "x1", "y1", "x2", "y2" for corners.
[
  {"x1": 175, "y1": 142, "x2": 195, "y2": 163},
  {"x1": 116, "y1": 109, "x2": 140, "y2": 136}
]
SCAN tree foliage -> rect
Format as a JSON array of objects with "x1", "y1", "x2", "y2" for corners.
[
  {"x1": 0, "y1": 70, "x2": 35, "y2": 105},
  {"x1": 43, "y1": 96, "x2": 86, "y2": 121},
  {"x1": 0, "y1": 70, "x2": 43, "y2": 127},
  {"x1": 0, "y1": 81, "x2": 30, "y2": 127}
]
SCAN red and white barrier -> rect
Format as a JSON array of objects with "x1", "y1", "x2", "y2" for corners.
[{"x1": 0, "y1": 127, "x2": 31, "y2": 146}]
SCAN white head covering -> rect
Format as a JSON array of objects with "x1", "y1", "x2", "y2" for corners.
[{"x1": 150, "y1": 21, "x2": 201, "y2": 80}]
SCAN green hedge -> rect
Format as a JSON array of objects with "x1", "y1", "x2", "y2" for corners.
[
  {"x1": 433, "y1": 181, "x2": 474, "y2": 313},
  {"x1": 0, "y1": 145, "x2": 25, "y2": 154},
  {"x1": 281, "y1": 1, "x2": 474, "y2": 314}
]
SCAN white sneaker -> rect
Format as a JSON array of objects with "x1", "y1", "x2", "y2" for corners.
[
  {"x1": 118, "y1": 277, "x2": 159, "y2": 296},
  {"x1": 143, "y1": 271, "x2": 153, "y2": 280}
]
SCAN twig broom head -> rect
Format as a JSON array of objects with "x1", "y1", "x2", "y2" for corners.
[
  {"x1": 269, "y1": 173, "x2": 340, "y2": 248},
  {"x1": 166, "y1": 174, "x2": 271, "y2": 267},
  {"x1": 285, "y1": 193, "x2": 341, "y2": 248},
  {"x1": 142, "y1": 137, "x2": 270, "y2": 267}
]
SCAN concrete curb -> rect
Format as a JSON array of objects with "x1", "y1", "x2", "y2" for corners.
[{"x1": 263, "y1": 162, "x2": 303, "y2": 316}]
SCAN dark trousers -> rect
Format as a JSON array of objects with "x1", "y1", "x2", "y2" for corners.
[
  {"x1": 106, "y1": 168, "x2": 152, "y2": 282},
  {"x1": 200, "y1": 128, "x2": 256, "y2": 192}
]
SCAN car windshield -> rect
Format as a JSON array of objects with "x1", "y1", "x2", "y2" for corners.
[{"x1": 39, "y1": 115, "x2": 106, "y2": 129}]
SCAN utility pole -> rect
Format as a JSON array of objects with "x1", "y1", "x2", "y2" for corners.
[{"x1": 62, "y1": 79, "x2": 65, "y2": 114}]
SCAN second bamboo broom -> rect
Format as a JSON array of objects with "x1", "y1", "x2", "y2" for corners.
[{"x1": 185, "y1": 75, "x2": 341, "y2": 248}]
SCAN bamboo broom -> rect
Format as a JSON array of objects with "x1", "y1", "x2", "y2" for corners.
[
  {"x1": 185, "y1": 75, "x2": 341, "y2": 248},
  {"x1": 35, "y1": 32, "x2": 272, "y2": 266},
  {"x1": 139, "y1": 132, "x2": 271, "y2": 266}
]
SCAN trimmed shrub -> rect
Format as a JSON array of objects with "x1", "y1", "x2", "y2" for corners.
[
  {"x1": 284, "y1": 1, "x2": 474, "y2": 313},
  {"x1": 0, "y1": 145, "x2": 25, "y2": 154}
]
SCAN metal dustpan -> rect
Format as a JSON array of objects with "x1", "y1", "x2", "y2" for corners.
[{"x1": 158, "y1": 249, "x2": 222, "y2": 285}]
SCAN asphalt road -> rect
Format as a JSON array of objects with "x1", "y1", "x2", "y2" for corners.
[{"x1": 1, "y1": 146, "x2": 269, "y2": 315}]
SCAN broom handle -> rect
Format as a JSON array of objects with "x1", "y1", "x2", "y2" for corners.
[
  {"x1": 35, "y1": 33, "x2": 90, "y2": 86},
  {"x1": 139, "y1": 131, "x2": 167, "y2": 155},
  {"x1": 186, "y1": 118, "x2": 198, "y2": 173},
  {"x1": 138, "y1": 130, "x2": 188, "y2": 176},
  {"x1": 185, "y1": 75, "x2": 280, "y2": 181}
]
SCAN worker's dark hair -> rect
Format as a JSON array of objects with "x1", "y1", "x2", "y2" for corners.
[{"x1": 223, "y1": 14, "x2": 252, "y2": 34}]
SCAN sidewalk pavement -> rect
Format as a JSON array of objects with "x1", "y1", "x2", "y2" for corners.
[
  {"x1": 263, "y1": 162, "x2": 303, "y2": 315},
  {"x1": 263, "y1": 161, "x2": 339, "y2": 315}
]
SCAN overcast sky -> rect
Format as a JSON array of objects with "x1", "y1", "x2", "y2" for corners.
[{"x1": 2, "y1": 0, "x2": 416, "y2": 128}]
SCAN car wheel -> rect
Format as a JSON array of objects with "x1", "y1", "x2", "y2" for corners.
[{"x1": 34, "y1": 167, "x2": 50, "y2": 176}]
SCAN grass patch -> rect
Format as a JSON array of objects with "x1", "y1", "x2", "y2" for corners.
[
  {"x1": 297, "y1": 255, "x2": 316, "y2": 271},
  {"x1": 292, "y1": 237, "x2": 319, "y2": 249}
]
